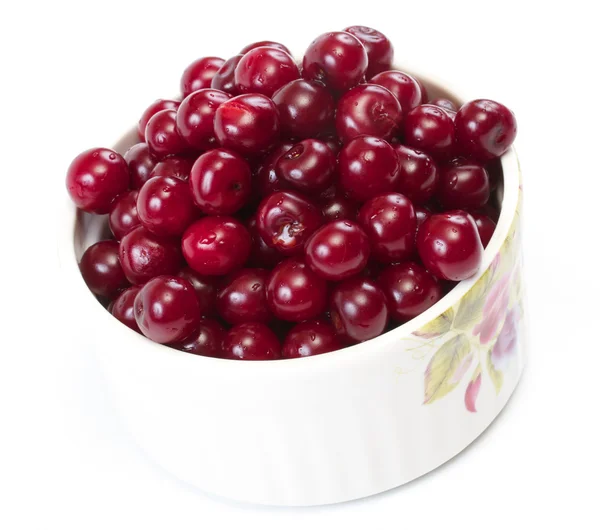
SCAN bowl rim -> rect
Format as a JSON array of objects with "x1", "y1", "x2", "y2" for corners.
[{"x1": 58, "y1": 64, "x2": 520, "y2": 374}]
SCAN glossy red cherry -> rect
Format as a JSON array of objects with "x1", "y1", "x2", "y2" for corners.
[
  {"x1": 272, "y1": 79, "x2": 335, "y2": 139},
  {"x1": 150, "y1": 156, "x2": 195, "y2": 181},
  {"x1": 256, "y1": 191, "x2": 322, "y2": 255},
  {"x1": 370, "y1": 71, "x2": 425, "y2": 113},
  {"x1": 138, "y1": 99, "x2": 180, "y2": 141},
  {"x1": 330, "y1": 277, "x2": 388, "y2": 342},
  {"x1": 254, "y1": 142, "x2": 295, "y2": 197},
  {"x1": 111, "y1": 285, "x2": 142, "y2": 332},
  {"x1": 79, "y1": 240, "x2": 129, "y2": 298},
  {"x1": 343, "y1": 26, "x2": 393, "y2": 78},
  {"x1": 181, "y1": 57, "x2": 225, "y2": 97},
  {"x1": 417, "y1": 210, "x2": 483, "y2": 281},
  {"x1": 378, "y1": 262, "x2": 442, "y2": 322},
  {"x1": 190, "y1": 149, "x2": 251, "y2": 214},
  {"x1": 223, "y1": 322, "x2": 281, "y2": 360},
  {"x1": 109, "y1": 190, "x2": 141, "y2": 240},
  {"x1": 177, "y1": 267, "x2": 218, "y2": 317},
  {"x1": 415, "y1": 205, "x2": 431, "y2": 229},
  {"x1": 322, "y1": 136, "x2": 342, "y2": 155},
  {"x1": 320, "y1": 190, "x2": 358, "y2": 223},
  {"x1": 455, "y1": 99, "x2": 517, "y2": 161},
  {"x1": 438, "y1": 162, "x2": 490, "y2": 209},
  {"x1": 338, "y1": 136, "x2": 400, "y2": 202},
  {"x1": 246, "y1": 215, "x2": 284, "y2": 268},
  {"x1": 305, "y1": 220, "x2": 370, "y2": 280},
  {"x1": 470, "y1": 212, "x2": 497, "y2": 247},
  {"x1": 217, "y1": 268, "x2": 270, "y2": 325},
  {"x1": 357, "y1": 193, "x2": 416, "y2": 263},
  {"x1": 404, "y1": 104, "x2": 455, "y2": 159},
  {"x1": 177, "y1": 319, "x2": 226, "y2": 357},
  {"x1": 394, "y1": 144, "x2": 439, "y2": 205},
  {"x1": 66, "y1": 148, "x2": 129, "y2": 214},
  {"x1": 302, "y1": 31, "x2": 368, "y2": 92},
  {"x1": 234, "y1": 46, "x2": 299, "y2": 97},
  {"x1": 176, "y1": 88, "x2": 230, "y2": 150},
  {"x1": 336, "y1": 84, "x2": 403, "y2": 144},
  {"x1": 182, "y1": 216, "x2": 251, "y2": 276},
  {"x1": 124, "y1": 143, "x2": 157, "y2": 189},
  {"x1": 282, "y1": 320, "x2": 343, "y2": 358},
  {"x1": 145, "y1": 109, "x2": 188, "y2": 158},
  {"x1": 214, "y1": 93, "x2": 280, "y2": 155},
  {"x1": 119, "y1": 226, "x2": 182, "y2": 284},
  {"x1": 275, "y1": 139, "x2": 336, "y2": 193},
  {"x1": 429, "y1": 97, "x2": 457, "y2": 112},
  {"x1": 137, "y1": 176, "x2": 196, "y2": 236},
  {"x1": 240, "y1": 40, "x2": 292, "y2": 56},
  {"x1": 266, "y1": 258, "x2": 328, "y2": 321},
  {"x1": 210, "y1": 55, "x2": 244, "y2": 94},
  {"x1": 134, "y1": 276, "x2": 201, "y2": 344}
]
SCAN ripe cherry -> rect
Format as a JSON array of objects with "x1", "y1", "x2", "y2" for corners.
[
  {"x1": 79, "y1": 240, "x2": 129, "y2": 298},
  {"x1": 109, "y1": 190, "x2": 141, "y2": 240},
  {"x1": 370, "y1": 70, "x2": 425, "y2": 113},
  {"x1": 145, "y1": 109, "x2": 188, "y2": 158},
  {"x1": 176, "y1": 89, "x2": 230, "y2": 150},
  {"x1": 275, "y1": 139, "x2": 336, "y2": 193},
  {"x1": 234, "y1": 46, "x2": 299, "y2": 97},
  {"x1": 404, "y1": 104, "x2": 456, "y2": 159},
  {"x1": 282, "y1": 320, "x2": 343, "y2": 358},
  {"x1": 240, "y1": 40, "x2": 292, "y2": 55},
  {"x1": 181, "y1": 57, "x2": 225, "y2": 97},
  {"x1": 395, "y1": 144, "x2": 439, "y2": 205},
  {"x1": 177, "y1": 319, "x2": 226, "y2": 357},
  {"x1": 429, "y1": 97, "x2": 457, "y2": 112},
  {"x1": 111, "y1": 285, "x2": 142, "y2": 332},
  {"x1": 150, "y1": 156, "x2": 195, "y2": 181},
  {"x1": 223, "y1": 322, "x2": 281, "y2": 360},
  {"x1": 138, "y1": 99, "x2": 180, "y2": 141},
  {"x1": 438, "y1": 162, "x2": 490, "y2": 209},
  {"x1": 470, "y1": 212, "x2": 497, "y2": 247},
  {"x1": 246, "y1": 215, "x2": 285, "y2": 268},
  {"x1": 343, "y1": 26, "x2": 393, "y2": 78},
  {"x1": 217, "y1": 268, "x2": 271, "y2": 325},
  {"x1": 210, "y1": 54, "x2": 244, "y2": 94},
  {"x1": 177, "y1": 267, "x2": 218, "y2": 317},
  {"x1": 124, "y1": 143, "x2": 157, "y2": 190}
]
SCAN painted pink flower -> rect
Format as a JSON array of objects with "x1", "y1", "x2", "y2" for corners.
[
  {"x1": 473, "y1": 273, "x2": 510, "y2": 344},
  {"x1": 491, "y1": 307, "x2": 520, "y2": 372}
]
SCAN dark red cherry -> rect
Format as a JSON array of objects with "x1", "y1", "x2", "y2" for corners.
[
  {"x1": 475, "y1": 202, "x2": 500, "y2": 223},
  {"x1": 137, "y1": 176, "x2": 196, "y2": 236},
  {"x1": 111, "y1": 285, "x2": 142, "y2": 332},
  {"x1": 256, "y1": 191, "x2": 322, "y2": 255},
  {"x1": 266, "y1": 258, "x2": 328, "y2": 322},
  {"x1": 275, "y1": 139, "x2": 336, "y2": 193},
  {"x1": 404, "y1": 104, "x2": 455, "y2": 159},
  {"x1": 254, "y1": 142, "x2": 295, "y2": 198},
  {"x1": 302, "y1": 31, "x2": 368, "y2": 92},
  {"x1": 282, "y1": 320, "x2": 343, "y2": 358},
  {"x1": 429, "y1": 97, "x2": 457, "y2": 112},
  {"x1": 330, "y1": 277, "x2": 388, "y2": 342},
  {"x1": 124, "y1": 143, "x2": 157, "y2": 190},
  {"x1": 357, "y1": 193, "x2": 416, "y2": 263},
  {"x1": 79, "y1": 240, "x2": 129, "y2": 298},
  {"x1": 66, "y1": 148, "x2": 129, "y2": 214},
  {"x1": 272, "y1": 79, "x2": 336, "y2": 139},
  {"x1": 150, "y1": 156, "x2": 195, "y2": 181},
  {"x1": 320, "y1": 191, "x2": 358, "y2": 223},
  {"x1": 181, "y1": 57, "x2": 225, "y2": 98},
  {"x1": 321, "y1": 136, "x2": 343, "y2": 156},
  {"x1": 234, "y1": 46, "x2": 299, "y2": 97},
  {"x1": 177, "y1": 267, "x2": 218, "y2": 317},
  {"x1": 177, "y1": 319, "x2": 226, "y2": 357},
  {"x1": 338, "y1": 136, "x2": 400, "y2": 202},
  {"x1": 246, "y1": 215, "x2": 284, "y2": 268},
  {"x1": 370, "y1": 71, "x2": 425, "y2": 113},
  {"x1": 190, "y1": 148, "x2": 252, "y2": 214},
  {"x1": 134, "y1": 276, "x2": 201, "y2": 344},
  {"x1": 455, "y1": 99, "x2": 517, "y2": 161},
  {"x1": 343, "y1": 26, "x2": 393, "y2": 78},
  {"x1": 119, "y1": 226, "x2": 182, "y2": 284},
  {"x1": 138, "y1": 99, "x2": 180, "y2": 141},
  {"x1": 223, "y1": 322, "x2": 281, "y2": 360},
  {"x1": 470, "y1": 212, "x2": 497, "y2": 247},
  {"x1": 182, "y1": 216, "x2": 251, "y2": 276},
  {"x1": 109, "y1": 190, "x2": 141, "y2": 240},
  {"x1": 416, "y1": 211, "x2": 483, "y2": 281},
  {"x1": 378, "y1": 262, "x2": 442, "y2": 322},
  {"x1": 217, "y1": 268, "x2": 270, "y2": 325},
  {"x1": 394, "y1": 144, "x2": 439, "y2": 205},
  {"x1": 176, "y1": 88, "x2": 230, "y2": 150},
  {"x1": 438, "y1": 162, "x2": 490, "y2": 209},
  {"x1": 240, "y1": 40, "x2": 292, "y2": 55},
  {"x1": 145, "y1": 109, "x2": 188, "y2": 158},
  {"x1": 305, "y1": 220, "x2": 370, "y2": 280},
  {"x1": 415, "y1": 205, "x2": 431, "y2": 229},
  {"x1": 210, "y1": 55, "x2": 244, "y2": 95},
  {"x1": 214, "y1": 93, "x2": 280, "y2": 155},
  {"x1": 336, "y1": 84, "x2": 403, "y2": 144}
]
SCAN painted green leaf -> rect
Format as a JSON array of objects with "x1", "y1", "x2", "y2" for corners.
[
  {"x1": 453, "y1": 268, "x2": 493, "y2": 331},
  {"x1": 423, "y1": 333, "x2": 472, "y2": 405},
  {"x1": 413, "y1": 307, "x2": 454, "y2": 339},
  {"x1": 486, "y1": 348, "x2": 504, "y2": 394}
]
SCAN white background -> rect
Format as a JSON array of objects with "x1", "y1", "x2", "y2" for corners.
[{"x1": 1, "y1": 0, "x2": 599, "y2": 528}]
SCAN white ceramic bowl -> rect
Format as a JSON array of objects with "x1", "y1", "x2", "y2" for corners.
[{"x1": 59, "y1": 66, "x2": 525, "y2": 506}]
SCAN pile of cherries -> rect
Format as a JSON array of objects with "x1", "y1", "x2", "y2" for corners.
[{"x1": 67, "y1": 26, "x2": 517, "y2": 360}]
